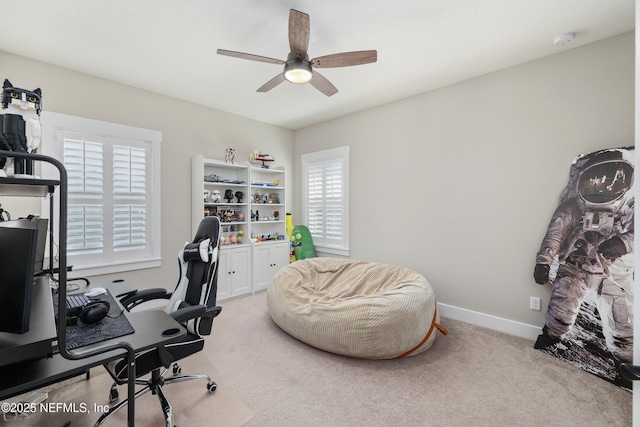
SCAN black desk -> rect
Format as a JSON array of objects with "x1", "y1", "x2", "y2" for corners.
[
  {"x1": 0, "y1": 282, "x2": 185, "y2": 426},
  {"x1": 0, "y1": 310, "x2": 184, "y2": 399}
]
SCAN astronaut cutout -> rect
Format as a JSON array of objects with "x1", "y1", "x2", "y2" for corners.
[
  {"x1": 0, "y1": 79, "x2": 42, "y2": 178},
  {"x1": 534, "y1": 147, "x2": 634, "y2": 364}
]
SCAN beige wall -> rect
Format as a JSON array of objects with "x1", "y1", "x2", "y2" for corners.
[
  {"x1": 293, "y1": 32, "x2": 634, "y2": 327},
  {"x1": 0, "y1": 50, "x2": 294, "y2": 288},
  {"x1": 0, "y1": 32, "x2": 634, "y2": 330}
]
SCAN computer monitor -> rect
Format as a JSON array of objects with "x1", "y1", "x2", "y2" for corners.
[{"x1": 0, "y1": 220, "x2": 40, "y2": 334}]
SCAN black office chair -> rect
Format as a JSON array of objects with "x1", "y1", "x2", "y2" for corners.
[{"x1": 96, "y1": 216, "x2": 223, "y2": 427}]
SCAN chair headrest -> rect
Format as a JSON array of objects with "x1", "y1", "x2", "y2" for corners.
[
  {"x1": 194, "y1": 216, "x2": 221, "y2": 244},
  {"x1": 182, "y1": 238, "x2": 211, "y2": 263}
]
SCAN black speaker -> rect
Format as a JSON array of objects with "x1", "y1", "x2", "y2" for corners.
[{"x1": 0, "y1": 221, "x2": 39, "y2": 334}]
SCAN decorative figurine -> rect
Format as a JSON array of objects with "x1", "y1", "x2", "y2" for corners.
[
  {"x1": 249, "y1": 150, "x2": 275, "y2": 169},
  {"x1": 225, "y1": 147, "x2": 236, "y2": 164},
  {"x1": 210, "y1": 190, "x2": 221, "y2": 203},
  {"x1": 204, "y1": 173, "x2": 221, "y2": 182},
  {"x1": 235, "y1": 191, "x2": 244, "y2": 203},
  {"x1": 204, "y1": 190, "x2": 210, "y2": 203},
  {"x1": 224, "y1": 189, "x2": 234, "y2": 203},
  {"x1": 291, "y1": 225, "x2": 316, "y2": 260},
  {"x1": 0, "y1": 79, "x2": 43, "y2": 177}
]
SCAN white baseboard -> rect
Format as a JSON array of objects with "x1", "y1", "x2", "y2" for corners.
[{"x1": 437, "y1": 303, "x2": 542, "y2": 342}]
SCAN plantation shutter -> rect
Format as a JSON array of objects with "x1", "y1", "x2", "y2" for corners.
[
  {"x1": 324, "y1": 158, "x2": 344, "y2": 242},
  {"x1": 62, "y1": 132, "x2": 151, "y2": 265},
  {"x1": 307, "y1": 163, "x2": 324, "y2": 236},
  {"x1": 113, "y1": 145, "x2": 147, "y2": 251},
  {"x1": 64, "y1": 138, "x2": 105, "y2": 255},
  {"x1": 302, "y1": 146, "x2": 349, "y2": 255}
]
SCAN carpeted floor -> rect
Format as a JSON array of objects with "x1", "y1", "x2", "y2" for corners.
[
  {"x1": 2, "y1": 290, "x2": 632, "y2": 426},
  {"x1": 208, "y1": 291, "x2": 632, "y2": 427},
  {"x1": 1, "y1": 351, "x2": 251, "y2": 426}
]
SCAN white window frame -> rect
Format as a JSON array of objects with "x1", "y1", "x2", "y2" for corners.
[
  {"x1": 40, "y1": 112, "x2": 162, "y2": 276},
  {"x1": 301, "y1": 145, "x2": 350, "y2": 256}
]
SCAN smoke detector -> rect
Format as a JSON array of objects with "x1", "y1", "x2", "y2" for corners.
[{"x1": 553, "y1": 32, "x2": 575, "y2": 47}]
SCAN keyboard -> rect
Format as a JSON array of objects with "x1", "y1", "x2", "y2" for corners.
[{"x1": 66, "y1": 294, "x2": 90, "y2": 309}]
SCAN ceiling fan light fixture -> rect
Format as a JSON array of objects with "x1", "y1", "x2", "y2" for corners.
[
  {"x1": 284, "y1": 56, "x2": 313, "y2": 83},
  {"x1": 217, "y1": 10, "x2": 376, "y2": 96}
]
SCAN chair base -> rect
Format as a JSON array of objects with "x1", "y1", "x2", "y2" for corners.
[{"x1": 94, "y1": 363, "x2": 217, "y2": 427}]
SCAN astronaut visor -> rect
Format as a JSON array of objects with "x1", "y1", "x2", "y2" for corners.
[{"x1": 578, "y1": 161, "x2": 633, "y2": 204}]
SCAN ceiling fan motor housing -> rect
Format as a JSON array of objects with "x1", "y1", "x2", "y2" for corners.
[{"x1": 284, "y1": 53, "x2": 313, "y2": 83}]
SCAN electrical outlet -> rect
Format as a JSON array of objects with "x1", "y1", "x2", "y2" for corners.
[{"x1": 530, "y1": 297, "x2": 541, "y2": 311}]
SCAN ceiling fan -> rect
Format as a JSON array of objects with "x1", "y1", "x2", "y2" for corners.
[{"x1": 217, "y1": 9, "x2": 377, "y2": 97}]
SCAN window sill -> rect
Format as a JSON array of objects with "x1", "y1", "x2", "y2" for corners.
[
  {"x1": 67, "y1": 257, "x2": 162, "y2": 277},
  {"x1": 313, "y1": 245, "x2": 350, "y2": 257}
]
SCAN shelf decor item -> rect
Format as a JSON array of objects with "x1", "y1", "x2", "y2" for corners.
[
  {"x1": 249, "y1": 151, "x2": 275, "y2": 169},
  {"x1": 225, "y1": 147, "x2": 236, "y2": 164},
  {"x1": 0, "y1": 79, "x2": 43, "y2": 178}
]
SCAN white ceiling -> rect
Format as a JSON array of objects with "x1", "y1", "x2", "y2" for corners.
[{"x1": 0, "y1": 0, "x2": 634, "y2": 130}]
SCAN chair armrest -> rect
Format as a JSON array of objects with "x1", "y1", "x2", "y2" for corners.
[
  {"x1": 203, "y1": 305, "x2": 223, "y2": 319},
  {"x1": 170, "y1": 305, "x2": 222, "y2": 324},
  {"x1": 120, "y1": 288, "x2": 171, "y2": 311},
  {"x1": 170, "y1": 305, "x2": 206, "y2": 323}
]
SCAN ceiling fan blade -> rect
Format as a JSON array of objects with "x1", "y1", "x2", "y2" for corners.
[
  {"x1": 311, "y1": 50, "x2": 377, "y2": 68},
  {"x1": 309, "y1": 71, "x2": 338, "y2": 97},
  {"x1": 288, "y1": 9, "x2": 310, "y2": 58},
  {"x1": 257, "y1": 74, "x2": 286, "y2": 92},
  {"x1": 217, "y1": 49, "x2": 285, "y2": 65}
]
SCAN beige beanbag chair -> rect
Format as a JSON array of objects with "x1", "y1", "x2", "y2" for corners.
[{"x1": 267, "y1": 257, "x2": 447, "y2": 359}]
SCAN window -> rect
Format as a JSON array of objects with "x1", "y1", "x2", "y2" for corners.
[
  {"x1": 301, "y1": 146, "x2": 349, "y2": 256},
  {"x1": 41, "y1": 112, "x2": 161, "y2": 276}
]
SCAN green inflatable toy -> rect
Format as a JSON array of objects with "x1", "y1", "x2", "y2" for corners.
[{"x1": 291, "y1": 225, "x2": 316, "y2": 260}]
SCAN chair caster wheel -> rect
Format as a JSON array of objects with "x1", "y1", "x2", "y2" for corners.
[
  {"x1": 173, "y1": 364, "x2": 182, "y2": 375},
  {"x1": 207, "y1": 382, "x2": 217, "y2": 393},
  {"x1": 109, "y1": 387, "x2": 119, "y2": 402}
]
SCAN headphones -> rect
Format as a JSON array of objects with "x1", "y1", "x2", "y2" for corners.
[{"x1": 66, "y1": 300, "x2": 111, "y2": 326}]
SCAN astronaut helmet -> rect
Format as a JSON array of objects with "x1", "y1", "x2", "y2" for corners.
[{"x1": 576, "y1": 148, "x2": 633, "y2": 209}]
